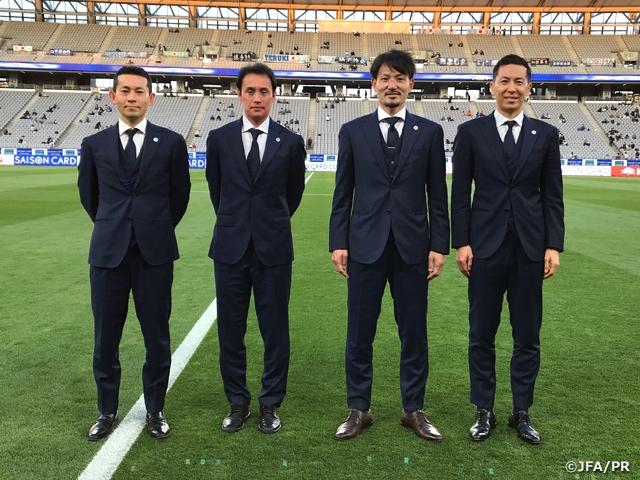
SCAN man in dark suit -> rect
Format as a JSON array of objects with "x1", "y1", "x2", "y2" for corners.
[
  {"x1": 451, "y1": 55, "x2": 564, "y2": 444},
  {"x1": 78, "y1": 66, "x2": 191, "y2": 441},
  {"x1": 329, "y1": 50, "x2": 450, "y2": 441},
  {"x1": 206, "y1": 64, "x2": 306, "y2": 434}
]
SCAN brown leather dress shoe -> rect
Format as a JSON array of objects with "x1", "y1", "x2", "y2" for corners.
[
  {"x1": 401, "y1": 410, "x2": 443, "y2": 442},
  {"x1": 334, "y1": 409, "x2": 372, "y2": 440}
]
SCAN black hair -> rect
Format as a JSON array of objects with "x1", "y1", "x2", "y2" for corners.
[
  {"x1": 370, "y1": 50, "x2": 415, "y2": 80},
  {"x1": 237, "y1": 63, "x2": 277, "y2": 92},
  {"x1": 113, "y1": 66, "x2": 153, "y2": 94},
  {"x1": 492, "y1": 54, "x2": 531, "y2": 82}
]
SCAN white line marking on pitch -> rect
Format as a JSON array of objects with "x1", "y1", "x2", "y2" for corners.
[{"x1": 78, "y1": 300, "x2": 218, "y2": 480}]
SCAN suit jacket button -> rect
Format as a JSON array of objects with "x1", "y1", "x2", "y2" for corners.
[
  {"x1": 126, "y1": 217, "x2": 132, "y2": 222},
  {"x1": 504, "y1": 209, "x2": 509, "y2": 213},
  {"x1": 132, "y1": 193, "x2": 137, "y2": 196},
  {"x1": 386, "y1": 210, "x2": 391, "y2": 215}
]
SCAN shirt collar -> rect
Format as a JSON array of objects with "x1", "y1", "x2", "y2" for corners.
[
  {"x1": 119, "y1": 118, "x2": 147, "y2": 136},
  {"x1": 377, "y1": 106, "x2": 407, "y2": 123},
  {"x1": 494, "y1": 109, "x2": 524, "y2": 129},
  {"x1": 242, "y1": 115, "x2": 270, "y2": 135}
]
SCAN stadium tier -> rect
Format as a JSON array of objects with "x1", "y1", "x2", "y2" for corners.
[
  {"x1": 0, "y1": 22, "x2": 637, "y2": 76},
  {"x1": 0, "y1": 87, "x2": 629, "y2": 159}
]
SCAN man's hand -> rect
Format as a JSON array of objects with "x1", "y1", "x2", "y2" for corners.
[
  {"x1": 427, "y1": 252, "x2": 445, "y2": 281},
  {"x1": 332, "y1": 249, "x2": 349, "y2": 279},
  {"x1": 543, "y1": 248, "x2": 560, "y2": 279},
  {"x1": 456, "y1": 245, "x2": 473, "y2": 277}
]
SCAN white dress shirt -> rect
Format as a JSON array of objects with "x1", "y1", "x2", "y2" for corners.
[
  {"x1": 377, "y1": 106, "x2": 407, "y2": 142},
  {"x1": 118, "y1": 118, "x2": 147, "y2": 157},
  {"x1": 241, "y1": 115, "x2": 270, "y2": 162},
  {"x1": 494, "y1": 110, "x2": 524, "y2": 144}
]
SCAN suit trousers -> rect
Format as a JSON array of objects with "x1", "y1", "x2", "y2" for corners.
[
  {"x1": 214, "y1": 241, "x2": 291, "y2": 407},
  {"x1": 90, "y1": 244, "x2": 173, "y2": 415},
  {"x1": 468, "y1": 228, "x2": 543, "y2": 411},
  {"x1": 346, "y1": 232, "x2": 429, "y2": 412}
]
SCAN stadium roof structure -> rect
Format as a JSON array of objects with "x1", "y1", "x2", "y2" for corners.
[{"x1": 88, "y1": 0, "x2": 637, "y2": 11}]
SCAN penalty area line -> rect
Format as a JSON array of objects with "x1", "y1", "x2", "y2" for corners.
[{"x1": 78, "y1": 299, "x2": 218, "y2": 480}]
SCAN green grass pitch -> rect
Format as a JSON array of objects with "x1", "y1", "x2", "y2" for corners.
[{"x1": 0, "y1": 167, "x2": 638, "y2": 479}]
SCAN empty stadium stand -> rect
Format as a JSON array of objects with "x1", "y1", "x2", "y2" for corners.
[
  {"x1": 0, "y1": 21, "x2": 58, "y2": 50},
  {"x1": 528, "y1": 101, "x2": 615, "y2": 159},
  {"x1": 0, "y1": 89, "x2": 35, "y2": 134},
  {"x1": 314, "y1": 97, "x2": 364, "y2": 154},
  {"x1": 11, "y1": 90, "x2": 91, "y2": 148},
  {"x1": 51, "y1": 24, "x2": 111, "y2": 53}
]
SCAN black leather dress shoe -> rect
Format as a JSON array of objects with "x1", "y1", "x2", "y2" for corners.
[
  {"x1": 335, "y1": 409, "x2": 373, "y2": 440},
  {"x1": 87, "y1": 412, "x2": 119, "y2": 441},
  {"x1": 258, "y1": 405, "x2": 281, "y2": 434},
  {"x1": 508, "y1": 411, "x2": 541, "y2": 444},
  {"x1": 469, "y1": 409, "x2": 497, "y2": 441},
  {"x1": 221, "y1": 404, "x2": 250, "y2": 433},
  {"x1": 146, "y1": 411, "x2": 171, "y2": 439}
]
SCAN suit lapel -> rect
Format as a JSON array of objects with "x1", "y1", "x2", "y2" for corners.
[
  {"x1": 104, "y1": 125, "x2": 126, "y2": 181},
  {"x1": 361, "y1": 111, "x2": 389, "y2": 181},
  {"x1": 513, "y1": 115, "x2": 539, "y2": 180},
  {"x1": 393, "y1": 111, "x2": 420, "y2": 181},
  {"x1": 480, "y1": 113, "x2": 510, "y2": 181},
  {"x1": 256, "y1": 119, "x2": 284, "y2": 182},
  {"x1": 134, "y1": 122, "x2": 161, "y2": 189},
  {"x1": 228, "y1": 119, "x2": 251, "y2": 185}
]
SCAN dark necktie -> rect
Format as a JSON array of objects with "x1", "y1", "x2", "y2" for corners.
[
  {"x1": 384, "y1": 117, "x2": 401, "y2": 149},
  {"x1": 125, "y1": 128, "x2": 139, "y2": 165},
  {"x1": 503, "y1": 120, "x2": 517, "y2": 158},
  {"x1": 247, "y1": 128, "x2": 262, "y2": 183}
]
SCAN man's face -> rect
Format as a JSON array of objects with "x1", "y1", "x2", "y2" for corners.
[
  {"x1": 109, "y1": 74, "x2": 155, "y2": 127},
  {"x1": 237, "y1": 73, "x2": 276, "y2": 126},
  {"x1": 371, "y1": 64, "x2": 414, "y2": 115},
  {"x1": 490, "y1": 63, "x2": 532, "y2": 118}
]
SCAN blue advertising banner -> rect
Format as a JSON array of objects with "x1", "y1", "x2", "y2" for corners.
[
  {"x1": 597, "y1": 159, "x2": 612, "y2": 166},
  {"x1": 627, "y1": 160, "x2": 640, "y2": 166},
  {"x1": 309, "y1": 154, "x2": 324, "y2": 162},
  {"x1": 188, "y1": 152, "x2": 206, "y2": 169},
  {"x1": 13, "y1": 154, "x2": 78, "y2": 166},
  {"x1": 568, "y1": 159, "x2": 583, "y2": 165}
]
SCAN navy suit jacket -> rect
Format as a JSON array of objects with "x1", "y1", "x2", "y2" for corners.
[
  {"x1": 206, "y1": 118, "x2": 306, "y2": 267},
  {"x1": 451, "y1": 113, "x2": 564, "y2": 261},
  {"x1": 78, "y1": 122, "x2": 191, "y2": 268},
  {"x1": 329, "y1": 111, "x2": 450, "y2": 265}
]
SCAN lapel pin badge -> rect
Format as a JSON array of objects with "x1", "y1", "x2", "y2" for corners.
[
  {"x1": 153, "y1": 137, "x2": 159, "y2": 142},
  {"x1": 531, "y1": 130, "x2": 536, "y2": 135},
  {"x1": 276, "y1": 138, "x2": 281, "y2": 142},
  {"x1": 413, "y1": 125, "x2": 418, "y2": 130}
]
